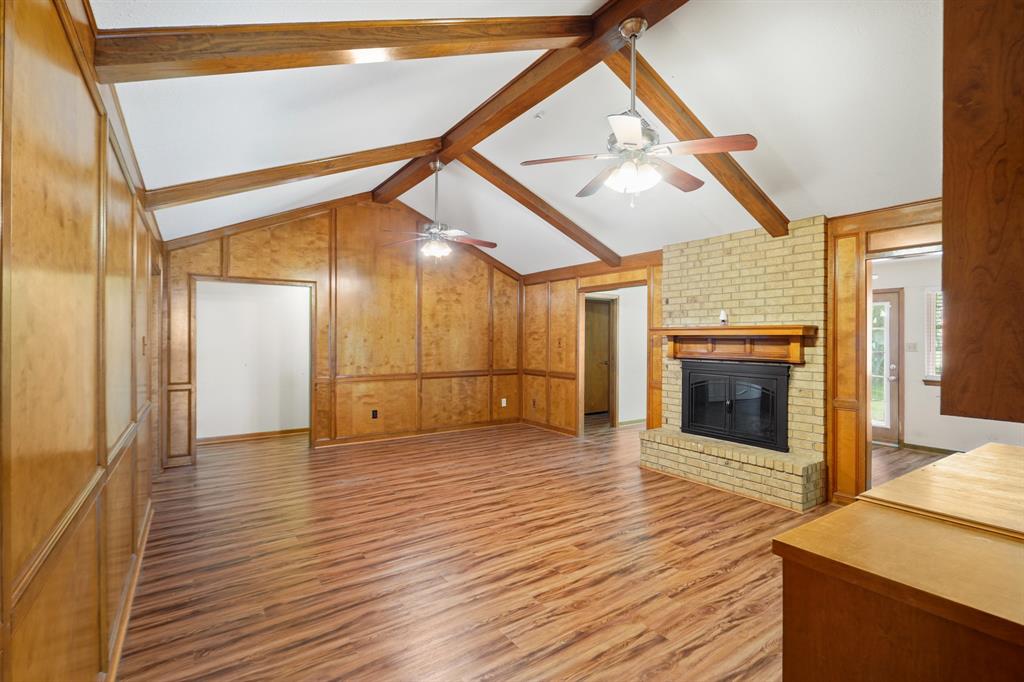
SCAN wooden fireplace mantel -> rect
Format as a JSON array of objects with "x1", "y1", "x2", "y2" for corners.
[{"x1": 650, "y1": 325, "x2": 819, "y2": 364}]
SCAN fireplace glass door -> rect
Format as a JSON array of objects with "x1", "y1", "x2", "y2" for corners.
[{"x1": 681, "y1": 360, "x2": 790, "y2": 452}]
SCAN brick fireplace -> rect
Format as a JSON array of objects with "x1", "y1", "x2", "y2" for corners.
[{"x1": 640, "y1": 217, "x2": 828, "y2": 511}]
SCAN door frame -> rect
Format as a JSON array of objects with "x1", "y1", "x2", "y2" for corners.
[
  {"x1": 826, "y1": 198, "x2": 942, "y2": 503},
  {"x1": 868, "y1": 287, "x2": 904, "y2": 448},
  {"x1": 582, "y1": 296, "x2": 619, "y2": 425},
  {"x1": 189, "y1": 275, "x2": 316, "y2": 461}
]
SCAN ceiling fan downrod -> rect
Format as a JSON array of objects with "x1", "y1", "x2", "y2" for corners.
[{"x1": 619, "y1": 17, "x2": 647, "y2": 115}]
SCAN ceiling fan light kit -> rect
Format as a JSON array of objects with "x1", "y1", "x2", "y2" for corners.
[{"x1": 519, "y1": 17, "x2": 758, "y2": 204}]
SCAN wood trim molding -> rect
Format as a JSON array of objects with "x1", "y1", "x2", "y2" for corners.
[
  {"x1": 459, "y1": 150, "x2": 621, "y2": 266},
  {"x1": 604, "y1": 49, "x2": 789, "y2": 237},
  {"x1": 164, "y1": 192, "x2": 372, "y2": 250},
  {"x1": 195, "y1": 427, "x2": 310, "y2": 445},
  {"x1": 143, "y1": 138, "x2": 443, "y2": 210},
  {"x1": 655, "y1": 325, "x2": 818, "y2": 364},
  {"x1": 93, "y1": 16, "x2": 594, "y2": 82},
  {"x1": 371, "y1": 0, "x2": 692, "y2": 203},
  {"x1": 522, "y1": 250, "x2": 661, "y2": 284},
  {"x1": 829, "y1": 197, "x2": 942, "y2": 235}
]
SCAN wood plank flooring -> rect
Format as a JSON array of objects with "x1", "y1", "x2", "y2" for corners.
[
  {"x1": 871, "y1": 444, "x2": 950, "y2": 487},
  {"x1": 120, "y1": 422, "x2": 826, "y2": 680}
]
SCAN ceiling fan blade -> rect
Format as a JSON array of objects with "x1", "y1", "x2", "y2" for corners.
[
  {"x1": 576, "y1": 165, "x2": 617, "y2": 197},
  {"x1": 653, "y1": 134, "x2": 758, "y2": 157},
  {"x1": 607, "y1": 114, "x2": 643, "y2": 147},
  {"x1": 381, "y1": 237, "x2": 423, "y2": 248},
  {"x1": 649, "y1": 158, "x2": 704, "y2": 192},
  {"x1": 440, "y1": 228, "x2": 468, "y2": 237},
  {"x1": 521, "y1": 152, "x2": 617, "y2": 166},
  {"x1": 450, "y1": 236, "x2": 497, "y2": 248},
  {"x1": 381, "y1": 230, "x2": 429, "y2": 237}
]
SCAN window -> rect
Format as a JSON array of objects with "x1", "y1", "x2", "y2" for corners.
[{"x1": 925, "y1": 289, "x2": 943, "y2": 380}]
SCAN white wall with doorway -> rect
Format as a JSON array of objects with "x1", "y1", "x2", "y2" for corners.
[
  {"x1": 872, "y1": 255, "x2": 1024, "y2": 452},
  {"x1": 587, "y1": 286, "x2": 647, "y2": 423},
  {"x1": 196, "y1": 280, "x2": 311, "y2": 440}
]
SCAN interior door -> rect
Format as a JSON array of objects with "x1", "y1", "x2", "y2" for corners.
[
  {"x1": 870, "y1": 290, "x2": 902, "y2": 444},
  {"x1": 584, "y1": 299, "x2": 611, "y2": 414}
]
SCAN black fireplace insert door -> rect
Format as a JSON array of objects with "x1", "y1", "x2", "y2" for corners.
[{"x1": 681, "y1": 360, "x2": 790, "y2": 452}]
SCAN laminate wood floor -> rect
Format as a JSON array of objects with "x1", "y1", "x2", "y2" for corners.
[
  {"x1": 871, "y1": 444, "x2": 949, "y2": 487},
  {"x1": 120, "y1": 423, "x2": 826, "y2": 681}
]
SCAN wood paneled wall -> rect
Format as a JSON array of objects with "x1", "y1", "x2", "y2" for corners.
[
  {"x1": 0, "y1": 0, "x2": 162, "y2": 678},
  {"x1": 521, "y1": 256, "x2": 662, "y2": 435},
  {"x1": 826, "y1": 199, "x2": 941, "y2": 503},
  {"x1": 942, "y1": 0, "x2": 1023, "y2": 424},
  {"x1": 164, "y1": 198, "x2": 521, "y2": 458}
]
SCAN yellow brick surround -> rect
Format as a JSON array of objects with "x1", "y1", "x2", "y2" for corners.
[{"x1": 642, "y1": 217, "x2": 828, "y2": 511}]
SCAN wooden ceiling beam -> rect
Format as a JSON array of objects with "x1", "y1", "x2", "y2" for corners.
[
  {"x1": 460, "y1": 150, "x2": 621, "y2": 266},
  {"x1": 143, "y1": 138, "x2": 442, "y2": 211},
  {"x1": 93, "y1": 16, "x2": 593, "y2": 83},
  {"x1": 604, "y1": 49, "x2": 790, "y2": 237},
  {"x1": 372, "y1": 0, "x2": 692, "y2": 204}
]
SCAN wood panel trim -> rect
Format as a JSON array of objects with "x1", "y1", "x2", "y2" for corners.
[
  {"x1": 459, "y1": 150, "x2": 621, "y2": 266},
  {"x1": 829, "y1": 197, "x2": 942, "y2": 235},
  {"x1": 313, "y1": 420, "x2": 528, "y2": 449},
  {"x1": 604, "y1": 49, "x2": 789, "y2": 237},
  {"x1": 164, "y1": 193, "x2": 371, "y2": 251},
  {"x1": 143, "y1": 138, "x2": 443, "y2": 210},
  {"x1": 371, "y1": 0, "x2": 692, "y2": 203},
  {"x1": 105, "y1": 501, "x2": 153, "y2": 680},
  {"x1": 195, "y1": 427, "x2": 310, "y2": 446},
  {"x1": 94, "y1": 16, "x2": 595, "y2": 83}
]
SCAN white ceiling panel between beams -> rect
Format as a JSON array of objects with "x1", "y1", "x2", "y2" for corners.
[
  {"x1": 116, "y1": 51, "x2": 543, "y2": 188},
  {"x1": 638, "y1": 0, "x2": 941, "y2": 219}
]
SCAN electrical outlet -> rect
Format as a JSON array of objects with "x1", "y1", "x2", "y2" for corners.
[
  {"x1": 501, "y1": 398, "x2": 507, "y2": 407},
  {"x1": 371, "y1": 409, "x2": 379, "y2": 419}
]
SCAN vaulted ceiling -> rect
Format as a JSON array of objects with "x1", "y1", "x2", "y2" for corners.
[{"x1": 90, "y1": 0, "x2": 942, "y2": 274}]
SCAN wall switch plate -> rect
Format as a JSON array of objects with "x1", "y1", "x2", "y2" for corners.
[
  {"x1": 371, "y1": 409, "x2": 378, "y2": 419},
  {"x1": 501, "y1": 398, "x2": 507, "y2": 407}
]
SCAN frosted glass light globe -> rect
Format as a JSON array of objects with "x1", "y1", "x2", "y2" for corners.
[
  {"x1": 420, "y1": 239, "x2": 452, "y2": 258},
  {"x1": 604, "y1": 159, "x2": 661, "y2": 193}
]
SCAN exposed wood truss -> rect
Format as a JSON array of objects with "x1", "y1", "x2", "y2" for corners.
[
  {"x1": 460, "y1": 150, "x2": 621, "y2": 266},
  {"x1": 93, "y1": 16, "x2": 593, "y2": 83},
  {"x1": 372, "y1": 0, "x2": 692, "y2": 204},
  {"x1": 604, "y1": 49, "x2": 790, "y2": 237},
  {"x1": 142, "y1": 138, "x2": 442, "y2": 210}
]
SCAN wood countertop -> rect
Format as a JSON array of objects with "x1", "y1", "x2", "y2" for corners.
[
  {"x1": 772, "y1": 502, "x2": 1024, "y2": 646},
  {"x1": 860, "y1": 442, "x2": 1024, "y2": 539}
]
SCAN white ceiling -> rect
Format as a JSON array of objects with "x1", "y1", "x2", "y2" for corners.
[
  {"x1": 90, "y1": 1, "x2": 604, "y2": 27},
  {"x1": 103, "y1": 0, "x2": 943, "y2": 274},
  {"x1": 116, "y1": 51, "x2": 543, "y2": 188}
]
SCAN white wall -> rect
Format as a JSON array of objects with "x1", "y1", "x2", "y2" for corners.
[
  {"x1": 588, "y1": 286, "x2": 647, "y2": 424},
  {"x1": 196, "y1": 281, "x2": 311, "y2": 439},
  {"x1": 872, "y1": 255, "x2": 1023, "y2": 451}
]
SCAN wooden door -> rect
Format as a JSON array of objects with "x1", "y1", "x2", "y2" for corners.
[
  {"x1": 870, "y1": 290, "x2": 902, "y2": 444},
  {"x1": 584, "y1": 299, "x2": 611, "y2": 414}
]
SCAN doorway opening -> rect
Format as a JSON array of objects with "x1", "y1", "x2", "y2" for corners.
[
  {"x1": 195, "y1": 279, "x2": 313, "y2": 445},
  {"x1": 582, "y1": 286, "x2": 647, "y2": 434},
  {"x1": 865, "y1": 250, "x2": 1024, "y2": 487}
]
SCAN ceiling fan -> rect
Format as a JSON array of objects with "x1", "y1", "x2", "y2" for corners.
[
  {"x1": 520, "y1": 17, "x2": 758, "y2": 203},
  {"x1": 385, "y1": 160, "x2": 497, "y2": 258}
]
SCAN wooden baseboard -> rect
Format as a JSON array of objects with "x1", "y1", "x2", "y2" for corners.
[
  {"x1": 107, "y1": 501, "x2": 153, "y2": 682},
  {"x1": 196, "y1": 427, "x2": 309, "y2": 445},
  {"x1": 898, "y1": 441, "x2": 958, "y2": 456},
  {"x1": 312, "y1": 420, "x2": 527, "y2": 450},
  {"x1": 521, "y1": 420, "x2": 577, "y2": 437}
]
